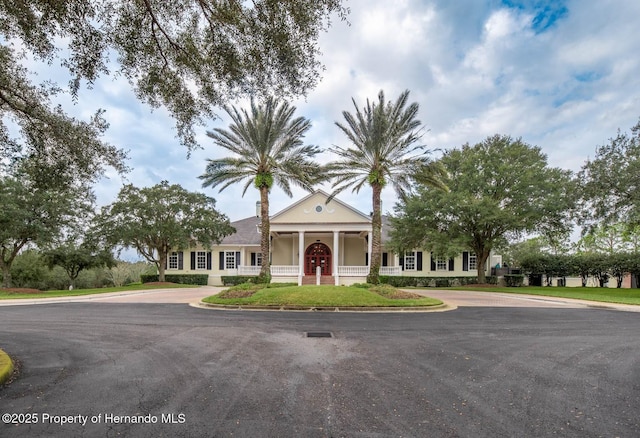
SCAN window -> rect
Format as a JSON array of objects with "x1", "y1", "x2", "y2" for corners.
[
  {"x1": 168, "y1": 252, "x2": 179, "y2": 270},
  {"x1": 436, "y1": 257, "x2": 448, "y2": 271},
  {"x1": 225, "y1": 251, "x2": 237, "y2": 269},
  {"x1": 469, "y1": 253, "x2": 477, "y2": 270},
  {"x1": 255, "y1": 252, "x2": 262, "y2": 267},
  {"x1": 196, "y1": 251, "x2": 207, "y2": 270},
  {"x1": 404, "y1": 251, "x2": 416, "y2": 271}
]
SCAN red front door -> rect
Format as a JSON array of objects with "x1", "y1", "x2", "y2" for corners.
[{"x1": 305, "y1": 243, "x2": 332, "y2": 275}]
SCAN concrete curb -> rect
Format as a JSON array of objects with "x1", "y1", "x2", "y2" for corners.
[
  {"x1": 0, "y1": 348, "x2": 14, "y2": 385},
  {"x1": 194, "y1": 301, "x2": 455, "y2": 313}
]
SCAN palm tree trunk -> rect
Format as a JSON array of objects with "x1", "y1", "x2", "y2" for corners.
[
  {"x1": 367, "y1": 184, "x2": 383, "y2": 284},
  {"x1": 259, "y1": 186, "x2": 271, "y2": 282}
]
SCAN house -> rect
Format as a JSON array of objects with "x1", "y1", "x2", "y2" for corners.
[{"x1": 167, "y1": 190, "x2": 496, "y2": 285}]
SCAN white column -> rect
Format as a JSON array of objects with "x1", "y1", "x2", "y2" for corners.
[
  {"x1": 298, "y1": 231, "x2": 305, "y2": 286},
  {"x1": 333, "y1": 231, "x2": 340, "y2": 285}
]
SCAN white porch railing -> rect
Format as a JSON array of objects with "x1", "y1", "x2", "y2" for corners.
[
  {"x1": 238, "y1": 265, "x2": 400, "y2": 277},
  {"x1": 270, "y1": 265, "x2": 300, "y2": 276},
  {"x1": 237, "y1": 266, "x2": 261, "y2": 275},
  {"x1": 338, "y1": 266, "x2": 369, "y2": 276},
  {"x1": 380, "y1": 266, "x2": 402, "y2": 276}
]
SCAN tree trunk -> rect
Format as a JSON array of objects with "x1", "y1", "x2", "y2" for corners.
[
  {"x1": 1, "y1": 262, "x2": 11, "y2": 289},
  {"x1": 158, "y1": 255, "x2": 166, "y2": 282},
  {"x1": 477, "y1": 249, "x2": 490, "y2": 284},
  {"x1": 367, "y1": 184, "x2": 382, "y2": 284},
  {"x1": 259, "y1": 186, "x2": 271, "y2": 283}
]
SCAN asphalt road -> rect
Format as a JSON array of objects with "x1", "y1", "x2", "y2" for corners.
[{"x1": 0, "y1": 294, "x2": 639, "y2": 437}]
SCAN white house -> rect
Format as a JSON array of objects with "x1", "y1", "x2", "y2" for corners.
[{"x1": 166, "y1": 190, "x2": 497, "y2": 286}]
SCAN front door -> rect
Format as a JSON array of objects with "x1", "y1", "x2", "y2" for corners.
[{"x1": 305, "y1": 243, "x2": 332, "y2": 275}]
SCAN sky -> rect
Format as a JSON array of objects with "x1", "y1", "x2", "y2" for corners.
[{"x1": 28, "y1": 0, "x2": 640, "y2": 225}]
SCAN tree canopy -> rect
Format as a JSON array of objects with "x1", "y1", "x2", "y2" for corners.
[
  {"x1": 93, "y1": 181, "x2": 234, "y2": 281},
  {"x1": 578, "y1": 119, "x2": 640, "y2": 228},
  {"x1": 0, "y1": 173, "x2": 92, "y2": 288},
  {"x1": 390, "y1": 135, "x2": 575, "y2": 283},
  {"x1": 0, "y1": 0, "x2": 348, "y2": 152}
]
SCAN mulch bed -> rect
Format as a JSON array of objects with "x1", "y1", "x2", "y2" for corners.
[
  {"x1": 386, "y1": 290, "x2": 425, "y2": 299},
  {"x1": 0, "y1": 288, "x2": 43, "y2": 294},
  {"x1": 144, "y1": 282, "x2": 177, "y2": 286},
  {"x1": 216, "y1": 289, "x2": 257, "y2": 299}
]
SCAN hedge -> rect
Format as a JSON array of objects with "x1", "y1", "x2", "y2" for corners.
[
  {"x1": 221, "y1": 275, "x2": 258, "y2": 286},
  {"x1": 140, "y1": 274, "x2": 209, "y2": 285},
  {"x1": 379, "y1": 276, "x2": 481, "y2": 287},
  {"x1": 503, "y1": 274, "x2": 525, "y2": 287}
]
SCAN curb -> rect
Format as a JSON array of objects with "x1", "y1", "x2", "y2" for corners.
[
  {"x1": 194, "y1": 301, "x2": 454, "y2": 313},
  {"x1": 0, "y1": 348, "x2": 14, "y2": 385}
]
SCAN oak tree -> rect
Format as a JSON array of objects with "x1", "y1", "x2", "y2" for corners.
[
  {"x1": 93, "y1": 181, "x2": 234, "y2": 281},
  {"x1": 390, "y1": 135, "x2": 575, "y2": 283}
]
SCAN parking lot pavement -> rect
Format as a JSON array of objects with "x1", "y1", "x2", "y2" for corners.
[{"x1": 1, "y1": 304, "x2": 639, "y2": 437}]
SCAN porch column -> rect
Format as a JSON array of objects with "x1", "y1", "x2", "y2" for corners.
[
  {"x1": 333, "y1": 231, "x2": 340, "y2": 285},
  {"x1": 298, "y1": 231, "x2": 305, "y2": 286}
]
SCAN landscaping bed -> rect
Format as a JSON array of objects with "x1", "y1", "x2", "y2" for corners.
[{"x1": 204, "y1": 283, "x2": 442, "y2": 308}]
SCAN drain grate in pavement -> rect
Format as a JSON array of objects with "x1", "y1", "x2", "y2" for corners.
[{"x1": 306, "y1": 331, "x2": 333, "y2": 338}]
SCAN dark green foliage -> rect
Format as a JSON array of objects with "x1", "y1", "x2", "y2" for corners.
[
  {"x1": 221, "y1": 276, "x2": 259, "y2": 286},
  {"x1": 0, "y1": 0, "x2": 348, "y2": 151},
  {"x1": 93, "y1": 181, "x2": 234, "y2": 282},
  {"x1": 42, "y1": 242, "x2": 116, "y2": 288},
  {"x1": 391, "y1": 135, "x2": 575, "y2": 283},
  {"x1": 504, "y1": 274, "x2": 525, "y2": 287},
  {"x1": 578, "y1": 119, "x2": 640, "y2": 227},
  {"x1": 140, "y1": 274, "x2": 208, "y2": 285},
  {"x1": 379, "y1": 276, "x2": 480, "y2": 288}
]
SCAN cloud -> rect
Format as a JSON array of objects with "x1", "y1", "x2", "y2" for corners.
[{"x1": 12, "y1": 0, "x2": 640, "y2": 228}]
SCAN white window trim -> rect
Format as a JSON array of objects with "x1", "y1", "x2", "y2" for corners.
[
  {"x1": 225, "y1": 251, "x2": 237, "y2": 270},
  {"x1": 436, "y1": 257, "x2": 448, "y2": 271},
  {"x1": 255, "y1": 252, "x2": 262, "y2": 267},
  {"x1": 168, "y1": 252, "x2": 179, "y2": 270},
  {"x1": 196, "y1": 251, "x2": 207, "y2": 270},
  {"x1": 404, "y1": 251, "x2": 416, "y2": 271},
  {"x1": 469, "y1": 253, "x2": 477, "y2": 271}
]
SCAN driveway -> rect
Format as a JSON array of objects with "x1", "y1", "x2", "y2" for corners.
[{"x1": 1, "y1": 290, "x2": 639, "y2": 437}]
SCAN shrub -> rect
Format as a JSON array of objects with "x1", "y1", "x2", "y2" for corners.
[
  {"x1": 350, "y1": 283, "x2": 372, "y2": 289},
  {"x1": 504, "y1": 274, "x2": 525, "y2": 287},
  {"x1": 141, "y1": 274, "x2": 209, "y2": 285},
  {"x1": 221, "y1": 275, "x2": 258, "y2": 286},
  {"x1": 379, "y1": 276, "x2": 480, "y2": 287}
]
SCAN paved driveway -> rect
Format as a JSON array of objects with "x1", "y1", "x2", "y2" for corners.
[{"x1": 1, "y1": 290, "x2": 639, "y2": 437}]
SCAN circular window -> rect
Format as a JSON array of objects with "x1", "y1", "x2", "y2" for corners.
[{"x1": 315, "y1": 205, "x2": 323, "y2": 213}]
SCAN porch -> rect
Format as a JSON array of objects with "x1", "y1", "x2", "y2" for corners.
[{"x1": 237, "y1": 265, "x2": 402, "y2": 285}]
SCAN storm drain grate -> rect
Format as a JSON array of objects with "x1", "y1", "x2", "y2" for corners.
[{"x1": 306, "y1": 331, "x2": 333, "y2": 338}]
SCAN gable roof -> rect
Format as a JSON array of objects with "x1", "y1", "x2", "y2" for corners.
[
  {"x1": 218, "y1": 192, "x2": 393, "y2": 245},
  {"x1": 270, "y1": 190, "x2": 372, "y2": 224}
]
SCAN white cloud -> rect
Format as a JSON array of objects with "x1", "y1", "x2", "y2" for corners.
[{"x1": 14, "y1": 0, "x2": 640, "y2": 224}]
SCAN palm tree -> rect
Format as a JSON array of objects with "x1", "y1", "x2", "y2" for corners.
[
  {"x1": 329, "y1": 89, "x2": 447, "y2": 284},
  {"x1": 200, "y1": 97, "x2": 322, "y2": 282}
]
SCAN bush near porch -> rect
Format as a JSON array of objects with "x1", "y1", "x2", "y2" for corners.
[{"x1": 221, "y1": 275, "x2": 259, "y2": 285}]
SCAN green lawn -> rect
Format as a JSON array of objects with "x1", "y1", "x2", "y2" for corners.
[
  {"x1": 0, "y1": 283, "x2": 196, "y2": 300},
  {"x1": 451, "y1": 285, "x2": 640, "y2": 306},
  {"x1": 203, "y1": 284, "x2": 443, "y2": 308}
]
